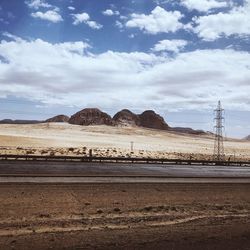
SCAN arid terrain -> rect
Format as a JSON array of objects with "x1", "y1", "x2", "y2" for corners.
[
  {"x1": 0, "y1": 123, "x2": 250, "y2": 161},
  {"x1": 0, "y1": 183, "x2": 250, "y2": 250},
  {"x1": 1, "y1": 123, "x2": 250, "y2": 249}
]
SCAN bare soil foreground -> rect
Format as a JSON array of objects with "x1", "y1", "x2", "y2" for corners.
[
  {"x1": 0, "y1": 183, "x2": 250, "y2": 250},
  {"x1": 0, "y1": 123, "x2": 250, "y2": 160}
]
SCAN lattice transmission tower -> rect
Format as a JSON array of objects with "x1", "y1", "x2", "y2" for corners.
[{"x1": 213, "y1": 100, "x2": 225, "y2": 161}]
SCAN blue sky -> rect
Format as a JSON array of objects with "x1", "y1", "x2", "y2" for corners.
[{"x1": 0, "y1": 0, "x2": 250, "y2": 138}]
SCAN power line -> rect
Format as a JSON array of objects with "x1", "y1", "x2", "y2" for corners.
[{"x1": 213, "y1": 101, "x2": 225, "y2": 161}]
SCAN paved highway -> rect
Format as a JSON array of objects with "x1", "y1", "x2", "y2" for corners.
[
  {"x1": 1, "y1": 176, "x2": 250, "y2": 183},
  {"x1": 0, "y1": 160, "x2": 250, "y2": 177},
  {"x1": 0, "y1": 160, "x2": 250, "y2": 181}
]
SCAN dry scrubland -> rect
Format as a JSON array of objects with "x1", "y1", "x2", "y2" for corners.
[
  {"x1": 0, "y1": 123, "x2": 249, "y2": 160},
  {"x1": 1, "y1": 123, "x2": 250, "y2": 250},
  {"x1": 0, "y1": 183, "x2": 250, "y2": 250}
]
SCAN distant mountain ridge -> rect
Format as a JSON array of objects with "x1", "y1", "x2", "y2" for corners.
[
  {"x1": 244, "y1": 135, "x2": 250, "y2": 140},
  {"x1": 170, "y1": 127, "x2": 206, "y2": 135},
  {"x1": 0, "y1": 107, "x2": 206, "y2": 135},
  {"x1": 0, "y1": 119, "x2": 41, "y2": 124},
  {"x1": 45, "y1": 115, "x2": 69, "y2": 123}
]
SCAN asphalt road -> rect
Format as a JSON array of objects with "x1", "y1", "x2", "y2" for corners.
[
  {"x1": 1, "y1": 176, "x2": 250, "y2": 183},
  {"x1": 0, "y1": 160, "x2": 250, "y2": 183}
]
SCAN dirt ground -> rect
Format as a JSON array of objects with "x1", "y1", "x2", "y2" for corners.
[
  {"x1": 0, "y1": 123, "x2": 250, "y2": 161},
  {"x1": 0, "y1": 183, "x2": 250, "y2": 250}
]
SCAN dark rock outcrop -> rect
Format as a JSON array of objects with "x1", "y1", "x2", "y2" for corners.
[
  {"x1": 45, "y1": 115, "x2": 69, "y2": 123},
  {"x1": 69, "y1": 108, "x2": 114, "y2": 126},
  {"x1": 113, "y1": 109, "x2": 170, "y2": 130},
  {"x1": 113, "y1": 109, "x2": 141, "y2": 127},
  {"x1": 139, "y1": 110, "x2": 169, "y2": 130},
  {"x1": 0, "y1": 106, "x2": 207, "y2": 135},
  {"x1": 244, "y1": 135, "x2": 250, "y2": 140},
  {"x1": 171, "y1": 127, "x2": 206, "y2": 135},
  {"x1": 0, "y1": 119, "x2": 41, "y2": 124}
]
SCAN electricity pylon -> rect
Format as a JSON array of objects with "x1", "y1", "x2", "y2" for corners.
[{"x1": 213, "y1": 100, "x2": 225, "y2": 161}]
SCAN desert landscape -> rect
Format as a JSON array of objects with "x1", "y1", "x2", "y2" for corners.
[
  {"x1": 0, "y1": 108, "x2": 250, "y2": 250},
  {"x1": 1, "y1": 0, "x2": 250, "y2": 248},
  {"x1": 0, "y1": 122, "x2": 249, "y2": 161},
  {"x1": 0, "y1": 183, "x2": 250, "y2": 250}
]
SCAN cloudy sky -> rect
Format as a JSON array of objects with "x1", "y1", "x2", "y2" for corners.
[{"x1": 0, "y1": 0, "x2": 250, "y2": 138}]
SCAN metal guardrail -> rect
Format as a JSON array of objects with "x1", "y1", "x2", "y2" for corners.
[{"x1": 0, "y1": 154, "x2": 250, "y2": 166}]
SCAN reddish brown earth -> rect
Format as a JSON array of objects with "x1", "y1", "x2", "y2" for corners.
[{"x1": 0, "y1": 183, "x2": 250, "y2": 250}]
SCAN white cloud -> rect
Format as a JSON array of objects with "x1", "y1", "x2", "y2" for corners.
[
  {"x1": 180, "y1": 0, "x2": 228, "y2": 12},
  {"x1": 152, "y1": 39, "x2": 188, "y2": 53},
  {"x1": 0, "y1": 36, "x2": 159, "y2": 107},
  {"x1": 86, "y1": 20, "x2": 103, "y2": 29},
  {"x1": 102, "y1": 9, "x2": 120, "y2": 16},
  {"x1": 72, "y1": 12, "x2": 103, "y2": 29},
  {"x1": 25, "y1": 0, "x2": 52, "y2": 9},
  {"x1": 68, "y1": 6, "x2": 75, "y2": 11},
  {"x1": 72, "y1": 13, "x2": 90, "y2": 25},
  {"x1": 193, "y1": 0, "x2": 250, "y2": 40},
  {"x1": 0, "y1": 35, "x2": 250, "y2": 111},
  {"x1": 120, "y1": 15, "x2": 127, "y2": 20},
  {"x1": 102, "y1": 9, "x2": 113, "y2": 16},
  {"x1": 115, "y1": 20, "x2": 123, "y2": 29},
  {"x1": 125, "y1": 6, "x2": 184, "y2": 34},
  {"x1": 31, "y1": 10, "x2": 63, "y2": 23},
  {"x1": 153, "y1": 0, "x2": 169, "y2": 4},
  {"x1": 2, "y1": 32, "x2": 23, "y2": 42},
  {"x1": 144, "y1": 49, "x2": 250, "y2": 110},
  {"x1": 26, "y1": 0, "x2": 61, "y2": 21}
]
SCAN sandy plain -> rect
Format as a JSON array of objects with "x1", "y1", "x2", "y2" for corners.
[{"x1": 0, "y1": 122, "x2": 249, "y2": 160}]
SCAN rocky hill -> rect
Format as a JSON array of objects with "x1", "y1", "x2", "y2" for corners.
[
  {"x1": 170, "y1": 127, "x2": 206, "y2": 135},
  {"x1": 45, "y1": 115, "x2": 69, "y2": 123},
  {"x1": 113, "y1": 109, "x2": 170, "y2": 130},
  {"x1": 67, "y1": 107, "x2": 206, "y2": 134},
  {"x1": 0, "y1": 107, "x2": 206, "y2": 135},
  {"x1": 139, "y1": 110, "x2": 169, "y2": 130},
  {"x1": 0, "y1": 119, "x2": 41, "y2": 124},
  {"x1": 113, "y1": 109, "x2": 140, "y2": 127},
  {"x1": 68, "y1": 108, "x2": 114, "y2": 126},
  {"x1": 244, "y1": 135, "x2": 250, "y2": 140}
]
